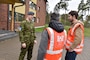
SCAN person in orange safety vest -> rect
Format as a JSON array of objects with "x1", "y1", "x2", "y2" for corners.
[
  {"x1": 37, "y1": 12, "x2": 67, "y2": 60},
  {"x1": 65, "y1": 11, "x2": 84, "y2": 60}
]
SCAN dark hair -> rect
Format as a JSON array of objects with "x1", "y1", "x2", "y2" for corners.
[
  {"x1": 50, "y1": 13, "x2": 59, "y2": 21},
  {"x1": 69, "y1": 11, "x2": 78, "y2": 19}
]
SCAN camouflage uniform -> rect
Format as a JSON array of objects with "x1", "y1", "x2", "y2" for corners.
[{"x1": 19, "y1": 20, "x2": 36, "y2": 60}]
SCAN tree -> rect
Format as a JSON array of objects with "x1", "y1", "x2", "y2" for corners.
[
  {"x1": 60, "y1": 1, "x2": 68, "y2": 24},
  {"x1": 86, "y1": 15, "x2": 90, "y2": 21},
  {"x1": 54, "y1": 0, "x2": 68, "y2": 13},
  {"x1": 54, "y1": 0, "x2": 70, "y2": 23},
  {"x1": 78, "y1": 0, "x2": 90, "y2": 21},
  {"x1": 86, "y1": 0, "x2": 90, "y2": 15},
  {"x1": 46, "y1": 2, "x2": 50, "y2": 24},
  {"x1": 84, "y1": 15, "x2": 90, "y2": 28},
  {"x1": 78, "y1": 0, "x2": 86, "y2": 21}
]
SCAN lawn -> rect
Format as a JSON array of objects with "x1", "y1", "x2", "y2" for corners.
[
  {"x1": 84, "y1": 27, "x2": 90, "y2": 37},
  {"x1": 35, "y1": 25, "x2": 90, "y2": 37},
  {"x1": 35, "y1": 27, "x2": 45, "y2": 32}
]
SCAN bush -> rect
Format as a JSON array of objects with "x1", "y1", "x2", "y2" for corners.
[{"x1": 84, "y1": 21, "x2": 90, "y2": 28}]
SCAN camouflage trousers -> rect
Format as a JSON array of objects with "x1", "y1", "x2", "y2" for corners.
[{"x1": 19, "y1": 42, "x2": 34, "y2": 60}]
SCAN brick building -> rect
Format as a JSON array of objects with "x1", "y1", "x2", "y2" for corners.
[
  {"x1": 0, "y1": 4, "x2": 9, "y2": 30},
  {"x1": 0, "y1": 0, "x2": 47, "y2": 30},
  {"x1": 35, "y1": 0, "x2": 47, "y2": 27}
]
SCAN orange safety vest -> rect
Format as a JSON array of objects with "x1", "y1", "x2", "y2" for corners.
[
  {"x1": 44, "y1": 27, "x2": 67, "y2": 60},
  {"x1": 66, "y1": 22, "x2": 84, "y2": 54}
]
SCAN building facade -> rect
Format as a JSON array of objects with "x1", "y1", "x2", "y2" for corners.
[
  {"x1": 0, "y1": 4, "x2": 9, "y2": 30},
  {"x1": 35, "y1": 0, "x2": 47, "y2": 27},
  {"x1": 0, "y1": 0, "x2": 47, "y2": 30}
]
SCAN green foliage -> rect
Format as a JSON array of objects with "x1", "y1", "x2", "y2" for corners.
[
  {"x1": 61, "y1": 14, "x2": 71, "y2": 26},
  {"x1": 64, "y1": 26, "x2": 69, "y2": 31},
  {"x1": 35, "y1": 24, "x2": 48, "y2": 32},
  {"x1": 86, "y1": 15, "x2": 90, "y2": 21},
  {"x1": 84, "y1": 21, "x2": 90, "y2": 28},
  {"x1": 54, "y1": 1, "x2": 68, "y2": 13},
  {"x1": 46, "y1": 12, "x2": 50, "y2": 24},
  {"x1": 84, "y1": 27, "x2": 90, "y2": 37},
  {"x1": 35, "y1": 27, "x2": 44, "y2": 32}
]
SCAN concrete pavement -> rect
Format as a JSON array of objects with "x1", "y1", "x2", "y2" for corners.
[{"x1": 0, "y1": 33, "x2": 90, "y2": 60}]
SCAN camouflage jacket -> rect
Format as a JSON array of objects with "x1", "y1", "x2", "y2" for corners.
[{"x1": 19, "y1": 20, "x2": 36, "y2": 43}]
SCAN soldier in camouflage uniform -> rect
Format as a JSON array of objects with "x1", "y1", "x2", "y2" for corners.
[{"x1": 18, "y1": 11, "x2": 37, "y2": 60}]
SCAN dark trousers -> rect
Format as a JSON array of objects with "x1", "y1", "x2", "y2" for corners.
[
  {"x1": 65, "y1": 51, "x2": 77, "y2": 60},
  {"x1": 19, "y1": 42, "x2": 34, "y2": 60}
]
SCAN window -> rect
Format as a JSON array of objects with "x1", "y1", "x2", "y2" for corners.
[
  {"x1": 32, "y1": 17, "x2": 36, "y2": 22},
  {"x1": 9, "y1": 11, "x2": 25, "y2": 22},
  {"x1": 17, "y1": 13, "x2": 24, "y2": 21},
  {"x1": 36, "y1": 17, "x2": 40, "y2": 23},
  {"x1": 37, "y1": 6, "x2": 40, "y2": 11},
  {"x1": 29, "y1": 1, "x2": 37, "y2": 10}
]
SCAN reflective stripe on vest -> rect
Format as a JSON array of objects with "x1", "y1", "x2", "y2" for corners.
[
  {"x1": 47, "y1": 27, "x2": 54, "y2": 50},
  {"x1": 46, "y1": 27, "x2": 63, "y2": 54},
  {"x1": 66, "y1": 22, "x2": 84, "y2": 54},
  {"x1": 44, "y1": 57, "x2": 61, "y2": 60},
  {"x1": 71, "y1": 23, "x2": 84, "y2": 35},
  {"x1": 64, "y1": 30, "x2": 67, "y2": 45},
  {"x1": 44, "y1": 27, "x2": 66, "y2": 60},
  {"x1": 66, "y1": 40, "x2": 84, "y2": 50},
  {"x1": 47, "y1": 49, "x2": 63, "y2": 54},
  {"x1": 46, "y1": 27, "x2": 66, "y2": 54}
]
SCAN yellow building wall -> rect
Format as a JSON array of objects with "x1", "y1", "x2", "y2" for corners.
[
  {"x1": 9, "y1": 0, "x2": 37, "y2": 15},
  {"x1": 9, "y1": 3, "x2": 25, "y2": 14},
  {"x1": 29, "y1": 8, "x2": 36, "y2": 17},
  {"x1": 31, "y1": 0, "x2": 37, "y2": 4},
  {"x1": 29, "y1": 0, "x2": 37, "y2": 17}
]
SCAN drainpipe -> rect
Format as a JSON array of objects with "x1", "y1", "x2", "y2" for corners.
[
  {"x1": 7, "y1": 4, "x2": 9, "y2": 30},
  {"x1": 10, "y1": 1, "x2": 25, "y2": 31},
  {"x1": 14, "y1": 2, "x2": 25, "y2": 31}
]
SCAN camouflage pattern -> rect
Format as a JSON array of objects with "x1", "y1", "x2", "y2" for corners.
[{"x1": 19, "y1": 20, "x2": 36, "y2": 60}]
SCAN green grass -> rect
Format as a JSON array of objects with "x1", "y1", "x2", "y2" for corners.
[
  {"x1": 35, "y1": 25, "x2": 48, "y2": 32},
  {"x1": 84, "y1": 27, "x2": 90, "y2": 37},
  {"x1": 35, "y1": 27, "x2": 45, "y2": 32},
  {"x1": 35, "y1": 25, "x2": 90, "y2": 37},
  {"x1": 64, "y1": 26, "x2": 69, "y2": 31}
]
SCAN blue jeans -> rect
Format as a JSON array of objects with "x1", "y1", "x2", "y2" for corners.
[{"x1": 65, "y1": 51, "x2": 77, "y2": 60}]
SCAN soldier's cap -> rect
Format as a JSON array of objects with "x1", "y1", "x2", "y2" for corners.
[{"x1": 27, "y1": 11, "x2": 34, "y2": 15}]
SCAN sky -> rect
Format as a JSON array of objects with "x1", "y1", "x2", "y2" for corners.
[{"x1": 48, "y1": 0, "x2": 87, "y2": 14}]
